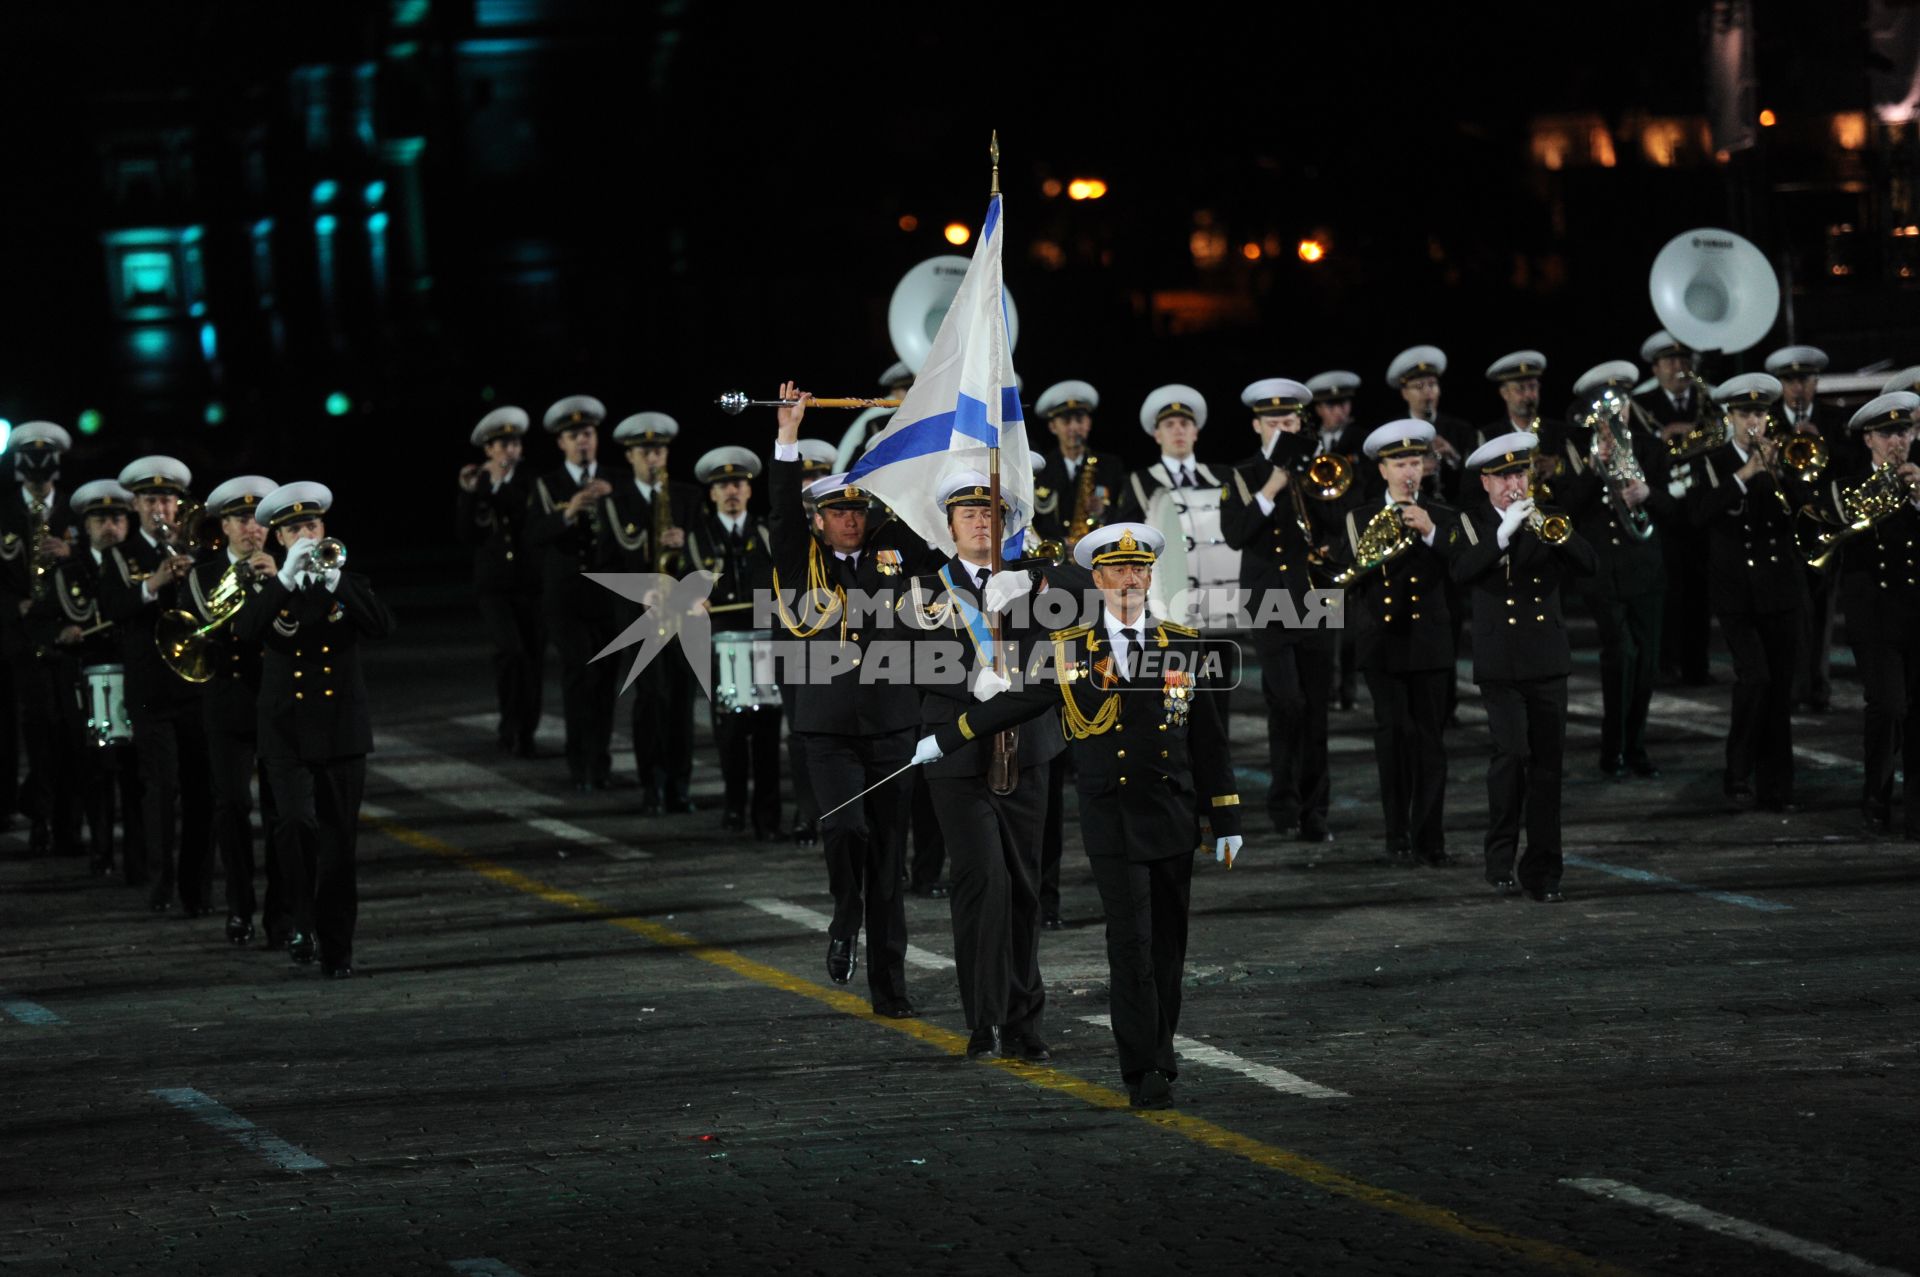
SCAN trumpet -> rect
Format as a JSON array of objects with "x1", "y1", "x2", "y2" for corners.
[
  {"x1": 1525, "y1": 473, "x2": 1573, "y2": 545},
  {"x1": 716, "y1": 392, "x2": 902, "y2": 416},
  {"x1": 299, "y1": 538, "x2": 346, "y2": 584}
]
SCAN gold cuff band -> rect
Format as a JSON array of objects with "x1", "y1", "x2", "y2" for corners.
[
  {"x1": 957, "y1": 713, "x2": 976, "y2": 742},
  {"x1": 1211, "y1": 794, "x2": 1241, "y2": 808}
]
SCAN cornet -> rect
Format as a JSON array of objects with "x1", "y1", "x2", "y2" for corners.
[{"x1": 298, "y1": 538, "x2": 347, "y2": 584}]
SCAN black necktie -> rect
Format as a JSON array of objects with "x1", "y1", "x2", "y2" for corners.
[
  {"x1": 728, "y1": 523, "x2": 744, "y2": 549},
  {"x1": 974, "y1": 567, "x2": 990, "y2": 593},
  {"x1": 1118, "y1": 626, "x2": 1140, "y2": 680},
  {"x1": 1178, "y1": 468, "x2": 1193, "y2": 488}
]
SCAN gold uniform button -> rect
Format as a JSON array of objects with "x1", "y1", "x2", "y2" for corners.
[
  {"x1": 851, "y1": 657, "x2": 861, "y2": 667},
  {"x1": 1116, "y1": 750, "x2": 1126, "y2": 759},
  {"x1": 1115, "y1": 724, "x2": 1124, "y2": 733},
  {"x1": 1119, "y1": 776, "x2": 1129, "y2": 786},
  {"x1": 323, "y1": 666, "x2": 332, "y2": 674},
  {"x1": 1508, "y1": 617, "x2": 1517, "y2": 625},
  {"x1": 1536, "y1": 614, "x2": 1546, "y2": 621},
  {"x1": 1160, "y1": 749, "x2": 1169, "y2": 758},
  {"x1": 324, "y1": 689, "x2": 333, "y2": 697},
  {"x1": 295, "y1": 692, "x2": 304, "y2": 701},
  {"x1": 850, "y1": 633, "x2": 860, "y2": 641},
  {"x1": 294, "y1": 671, "x2": 302, "y2": 679},
  {"x1": 321, "y1": 645, "x2": 330, "y2": 654},
  {"x1": 505, "y1": 551, "x2": 514, "y2": 561}
]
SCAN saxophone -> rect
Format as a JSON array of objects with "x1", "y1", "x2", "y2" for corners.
[
  {"x1": 650, "y1": 462, "x2": 677, "y2": 573},
  {"x1": 27, "y1": 494, "x2": 49, "y2": 605},
  {"x1": 1065, "y1": 454, "x2": 1100, "y2": 548}
]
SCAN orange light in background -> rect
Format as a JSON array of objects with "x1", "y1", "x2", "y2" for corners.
[
  {"x1": 1832, "y1": 111, "x2": 1869, "y2": 151},
  {"x1": 1297, "y1": 238, "x2": 1327, "y2": 264},
  {"x1": 897, "y1": 214, "x2": 919, "y2": 233},
  {"x1": 1041, "y1": 178, "x2": 1063, "y2": 198},
  {"x1": 1066, "y1": 178, "x2": 1108, "y2": 201},
  {"x1": 1758, "y1": 108, "x2": 1777, "y2": 127},
  {"x1": 944, "y1": 222, "x2": 971, "y2": 246},
  {"x1": 1590, "y1": 125, "x2": 1617, "y2": 168},
  {"x1": 1641, "y1": 118, "x2": 1685, "y2": 167},
  {"x1": 1241, "y1": 242, "x2": 1262, "y2": 261}
]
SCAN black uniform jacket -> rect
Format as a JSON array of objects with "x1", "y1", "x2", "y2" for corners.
[
  {"x1": 1554, "y1": 421, "x2": 1681, "y2": 600},
  {"x1": 1031, "y1": 449, "x2": 1125, "y2": 544},
  {"x1": 97, "y1": 529, "x2": 207, "y2": 715},
  {"x1": 1445, "y1": 502, "x2": 1597, "y2": 682},
  {"x1": 1819, "y1": 470, "x2": 1920, "y2": 646},
  {"x1": 687, "y1": 512, "x2": 774, "y2": 634},
  {"x1": 0, "y1": 486, "x2": 76, "y2": 659},
  {"x1": 593, "y1": 475, "x2": 707, "y2": 578},
  {"x1": 27, "y1": 548, "x2": 120, "y2": 669},
  {"x1": 186, "y1": 555, "x2": 269, "y2": 736},
  {"x1": 1684, "y1": 444, "x2": 1815, "y2": 617},
  {"x1": 1330, "y1": 492, "x2": 1458, "y2": 673},
  {"x1": 456, "y1": 469, "x2": 541, "y2": 594},
  {"x1": 932, "y1": 620, "x2": 1240, "y2": 860},
  {"x1": 527, "y1": 464, "x2": 614, "y2": 619},
  {"x1": 766, "y1": 456, "x2": 940, "y2": 736},
  {"x1": 234, "y1": 572, "x2": 395, "y2": 761},
  {"x1": 1220, "y1": 448, "x2": 1342, "y2": 646},
  {"x1": 898, "y1": 556, "x2": 1066, "y2": 779}
]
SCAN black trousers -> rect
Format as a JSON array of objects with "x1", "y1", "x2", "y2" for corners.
[
  {"x1": 1086, "y1": 851, "x2": 1193, "y2": 1084},
  {"x1": 476, "y1": 589, "x2": 544, "y2": 747},
  {"x1": 11, "y1": 651, "x2": 81, "y2": 847},
  {"x1": 908, "y1": 770, "x2": 946, "y2": 888},
  {"x1": 265, "y1": 755, "x2": 365, "y2": 965},
  {"x1": 0, "y1": 649, "x2": 16, "y2": 815},
  {"x1": 131, "y1": 697, "x2": 214, "y2": 910},
  {"x1": 1256, "y1": 633, "x2": 1332, "y2": 832},
  {"x1": 50, "y1": 667, "x2": 143, "y2": 878},
  {"x1": 801, "y1": 727, "x2": 913, "y2": 1008},
  {"x1": 1795, "y1": 568, "x2": 1836, "y2": 708},
  {"x1": 713, "y1": 703, "x2": 781, "y2": 832},
  {"x1": 1591, "y1": 589, "x2": 1664, "y2": 763},
  {"x1": 1852, "y1": 634, "x2": 1920, "y2": 828},
  {"x1": 631, "y1": 642, "x2": 694, "y2": 800},
  {"x1": 1661, "y1": 525, "x2": 1713, "y2": 682},
  {"x1": 928, "y1": 768, "x2": 1047, "y2": 1032},
  {"x1": 1480, "y1": 676, "x2": 1568, "y2": 892},
  {"x1": 1362, "y1": 666, "x2": 1449, "y2": 854},
  {"x1": 778, "y1": 682, "x2": 818, "y2": 829},
  {"x1": 1720, "y1": 608, "x2": 1802, "y2": 802},
  {"x1": 1039, "y1": 753, "x2": 1067, "y2": 916},
  {"x1": 547, "y1": 603, "x2": 617, "y2": 785},
  {"x1": 206, "y1": 716, "x2": 283, "y2": 932},
  {"x1": 1335, "y1": 627, "x2": 1358, "y2": 708}
]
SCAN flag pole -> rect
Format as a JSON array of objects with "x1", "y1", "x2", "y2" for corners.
[{"x1": 985, "y1": 129, "x2": 1017, "y2": 796}]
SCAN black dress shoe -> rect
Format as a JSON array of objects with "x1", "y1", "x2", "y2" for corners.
[
  {"x1": 665, "y1": 796, "x2": 696, "y2": 814},
  {"x1": 1298, "y1": 825, "x2": 1334, "y2": 843},
  {"x1": 1415, "y1": 848, "x2": 1452, "y2": 868},
  {"x1": 1525, "y1": 887, "x2": 1566, "y2": 904},
  {"x1": 1042, "y1": 912, "x2": 1065, "y2": 931},
  {"x1": 288, "y1": 932, "x2": 317, "y2": 965},
  {"x1": 262, "y1": 928, "x2": 289, "y2": 952},
  {"x1": 89, "y1": 857, "x2": 115, "y2": 879},
  {"x1": 226, "y1": 915, "x2": 255, "y2": 946},
  {"x1": 1760, "y1": 799, "x2": 1801, "y2": 815},
  {"x1": 1130, "y1": 1069, "x2": 1173, "y2": 1109},
  {"x1": 513, "y1": 738, "x2": 537, "y2": 759},
  {"x1": 149, "y1": 897, "x2": 171, "y2": 914},
  {"x1": 181, "y1": 902, "x2": 206, "y2": 920},
  {"x1": 1385, "y1": 840, "x2": 1414, "y2": 864},
  {"x1": 873, "y1": 1000, "x2": 918, "y2": 1019},
  {"x1": 826, "y1": 936, "x2": 857, "y2": 985},
  {"x1": 322, "y1": 964, "x2": 354, "y2": 980},
  {"x1": 967, "y1": 1025, "x2": 1005, "y2": 1059},
  {"x1": 1011, "y1": 1030, "x2": 1052, "y2": 1063},
  {"x1": 1724, "y1": 781, "x2": 1756, "y2": 808},
  {"x1": 912, "y1": 880, "x2": 950, "y2": 899},
  {"x1": 720, "y1": 809, "x2": 747, "y2": 833},
  {"x1": 791, "y1": 820, "x2": 818, "y2": 847},
  {"x1": 1599, "y1": 755, "x2": 1627, "y2": 780},
  {"x1": 1490, "y1": 877, "x2": 1519, "y2": 896},
  {"x1": 1626, "y1": 755, "x2": 1662, "y2": 779}
]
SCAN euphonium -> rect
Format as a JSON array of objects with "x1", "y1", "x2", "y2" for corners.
[
  {"x1": 1586, "y1": 389, "x2": 1654, "y2": 541},
  {"x1": 1066, "y1": 454, "x2": 1100, "y2": 549}
]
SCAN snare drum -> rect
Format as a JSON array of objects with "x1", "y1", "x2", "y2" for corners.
[
  {"x1": 81, "y1": 663, "x2": 132, "y2": 747},
  {"x1": 712, "y1": 630, "x2": 782, "y2": 713}
]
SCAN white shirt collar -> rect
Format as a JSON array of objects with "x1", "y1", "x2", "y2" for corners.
[
  {"x1": 1730, "y1": 438, "x2": 1751, "y2": 464},
  {"x1": 227, "y1": 547, "x2": 247, "y2": 565},
  {"x1": 719, "y1": 512, "x2": 747, "y2": 536},
  {"x1": 140, "y1": 527, "x2": 163, "y2": 550},
  {"x1": 1160, "y1": 454, "x2": 1197, "y2": 479},
  {"x1": 90, "y1": 546, "x2": 105, "y2": 565},
  {"x1": 489, "y1": 466, "x2": 516, "y2": 492},
  {"x1": 1102, "y1": 607, "x2": 1147, "y2": 643},
  {"x1": 565, "y1": 459, "x2": 596, "y2": 485},
  {"x1": 956, "y1": 554, "x2": 992, "y2": 582},
  {"x1": 1062, "y1": 454, "x2": 1082, "y2": 477}
]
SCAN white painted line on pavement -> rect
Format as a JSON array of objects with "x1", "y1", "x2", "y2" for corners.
[
  {"x1": 0, "y1": 995, "x2": 65, "y2": 1026},
  {"x1": 522, "y1": 816, "x2": 650, "y2": 861},
  {"x1": 1080, "y1": 1014, "x2": 1349, "y2": 1100},
  {"x1": 152, "y1": 1087, "x2": 327, "y2": 1172},
  {"x1": 1562, "y1": 1177, "x2": 1910, "y2": 1277},
  {"x1": 1563, "y1": 855, "x2": 1793, "y2": 913},
  {"x1": 1564, "y1": 691, "x2": 1858, "y2": 770},
  {"x1": 448, "y1": 1261, "x2": 527, "y2": 1277},
  {"x1": 745, "y1": 897, "x2": 955, "y2": 971}
]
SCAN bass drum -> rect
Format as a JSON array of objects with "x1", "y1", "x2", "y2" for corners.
[{"x1": 1145, "y1": 485, "x2": 1243, "y2": 633}]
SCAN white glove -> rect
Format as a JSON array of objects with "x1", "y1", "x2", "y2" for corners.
[
  {"x1": 970, "y1": 665, "x2": 1011, "y2": 702},
  {"x1": 277, "y1": 537, "x2": 317, "y2": 589},
  {"x1": 1495, "y1": 497, "x2": 1533, "y2": 549},
  {"x1": 982, "y1": 569, "x2": 1033, "y2": 613},
  {"x1": 911, "y1": 734, "x2": 943, "y2": 765},
  {"x1": 1214, "y1": 834, "x2": 1244, "y2": 867},
  {"x1": 322, "y1": 567, "x2": 342, "y2": 593}
]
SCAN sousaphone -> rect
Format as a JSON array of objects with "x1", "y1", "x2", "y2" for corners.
[
  {"x1": 1648, "y1": 228, "x2": 1780, "y2": 354},
  {"x1": 886, "y1": 255, "x2": 1021, "y2": 374}
]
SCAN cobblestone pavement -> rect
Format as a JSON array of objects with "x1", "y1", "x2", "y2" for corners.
[{"x1": 3, "y1": 606, "x2": 1915, "y2": 1276}]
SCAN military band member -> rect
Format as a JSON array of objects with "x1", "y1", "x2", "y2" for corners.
[
  {"x1": 597, "y1": 412, "x2": 704, "y2": 813},
  {"x1": 1637, "y1": 329, "x2": 1714, "y2": 688},
  {"x1": 528, "y1": 395, "x2": 617, "y2": 792},
  {"x1": 98, "y1": 455, "x2": 214, "y2": 914},
  {"x1": 192, "y1": 477, "x2": 285, "y2": 947},
  {"x1": 1447, "y1": 433, "x2": 1596, "y2": 902},
  {"x1": 1114, "y1": 385, "x2": 1222, "y2": 521},
  {"x1": 1824, "y1": 394, "x2": 1920, "y2": 836},
  {"x1": 1334, "y1": 421, "x2": 1457, "y2": 864},
  {"x1": 689, "y1": 445, "x2": 782, "y2": 838},
  {"x1": 1558, "y1": 360, "x2": 1676, "y2": 779},
  {"x1": 1766, "y1": 345, "x2": 1843, "y2": 714},
  {"x1": 1031, "y1": 380, "x2": 1121, "y2": 546},
  {"x1": 29, "y1": 480, "x2": 144, "y2": 880},
  {"x1": 783, "y1": 438, "x2": 839, "y2": 846},
  {"x1": 912, "y1": 522, "x2": 1242, "y2": 1108},
  {"x1": 1687, "y1": 374, "x2": 1814, "y2": 811},
  {"x1": 904, "y1": 472, "x2": 1064, "y2": 1060},
  {"x1": 1, "y1": 422, "x2": 80, "y2": 854},
  {"x1": 1303, "y1": 370, "x2": 1367, "y2": 469},
  {"x1": 1220, "y1": 377, "x2": 1335, "y2": 841},
  {"x1": 458, "y1": 406, "x2": 544, "y2": 758},
  {"x1": 769, "y1": 383, "x2": 939, "y2": 1016},
  {"x1": 235, "y1": 483, "x2": 395, "y2": 977}
]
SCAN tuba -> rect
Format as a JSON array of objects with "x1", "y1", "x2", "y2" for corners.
[
  {"x1": 1586, "y1": 389, "x2": 1654, "y2": 540},
  {"x1": 156, "y1": 560, "x2": 257, "y2": 683}
]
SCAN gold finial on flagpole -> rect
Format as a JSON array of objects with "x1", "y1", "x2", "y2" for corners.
[{"x1": 990, "y1": 129, "x2": 1000, "y2": 197}]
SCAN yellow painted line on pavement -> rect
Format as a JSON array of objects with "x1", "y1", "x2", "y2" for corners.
[{"x1": 370, "y1": 813, "x2": 1634, "y2": 1277}]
